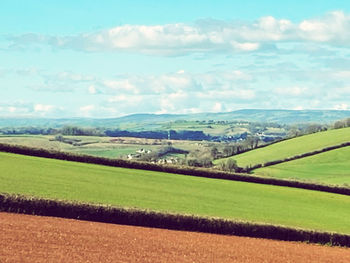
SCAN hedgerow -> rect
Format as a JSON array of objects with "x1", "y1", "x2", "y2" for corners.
[
  {"x1": 258, "y1": 142, "x2": 350, "y2": 169},
  {"x1": 0, "y1": 143, "x2": 350, "y2": 196},
  {"x1": 0, "y1": 193, "x2": 349, "y2": 247}
]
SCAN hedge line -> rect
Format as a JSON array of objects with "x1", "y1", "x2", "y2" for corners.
[
  {"x1": 251, "y1": 142, "x2": 350, "y2": 169},
  {"x1": 1, "y1": 143, "x2": 350, "y2": 196},
  {"x1": 0, "y1": 193, "x2": 349, "y2": 247}
]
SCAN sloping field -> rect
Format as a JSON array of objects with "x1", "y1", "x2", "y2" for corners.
[
  {"x1": 1, "y1": 152, "x2": 350, "y2": 234},
  {"x1": 255, "y1": 146, "x2": 350, "y2": 186},
  {"x1": 1, "y1": 213, "x2": 350, "y2": 263},
  {"x1": 215, "y1": 127, "x2": 350, "y2": 168}
]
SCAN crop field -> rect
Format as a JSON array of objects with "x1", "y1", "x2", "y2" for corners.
[
  {"x1": 215, "y1": 127, "x2": 350, "y2": 168},
  {"x1": 254, "y1": 146, "x2": 350, "y2": 186},
  {"x1": 1, "y1": 152, "x2": 350, "y2": 234},
  {"x1": 1, "y1": 213, "x2": 350, "y2": 263}
]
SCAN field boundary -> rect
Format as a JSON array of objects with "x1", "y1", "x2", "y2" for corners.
[
  {"x1": 0, "y1": 193, "x2": 349, "y2": 247},
  {"x1": 214, "y1": 128, "x2": 338, "y2": 163},
  {"x1": 247, "y1": 142, "x2": 350, "y2": 171},
  {"x1": 1, "y1": 143, "x2": 350, "y2": 196}
]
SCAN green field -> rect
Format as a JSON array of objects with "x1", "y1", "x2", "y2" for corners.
[
  {"x1": 215, "y1": 127, "x2": 350, "y2": 168},
  {"x1": 0, "y1": 135, "x2": 193, "y2": 159},
  {"x1": 255, "y1": 146, "x2": 350, "y2": 186},
  {"x1": 1, "y1": 152, "x2": 350, "y2": 234}
]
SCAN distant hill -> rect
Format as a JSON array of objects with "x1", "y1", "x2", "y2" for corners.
[{"x1": 0, "y1": 109, "x2": 349, "y2": 128}]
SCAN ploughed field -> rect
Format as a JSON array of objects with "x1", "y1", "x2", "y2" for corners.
[
  {"x1": 1, "y1": 152, "x2": 350, "y2": 234},
  {"x1": 215, "y1": 127, "x2": 350, "y2": 168},
  {"x1": 255, "y1": 146, "x2": 350, "y2": 186},
  {"x1": 1, "y1": 212, "x2": 350, "y2": 263}
]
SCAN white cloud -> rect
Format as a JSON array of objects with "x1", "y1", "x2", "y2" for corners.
[
  {"x1": 79, "y1": 105, "x2": 95, "y2": 116},
  {"x1": 56, "y1": 72, "x2": 94, "y2": 82},
  {"x1": 8, "y1": 11, "x2": 350, "y2": 56},
  {"x1": 212, "y1": 102, "x2": 223, "y2": 112},
  {"x1": 274, "y1": 86, "x2": 307, "y2": 96},
  {"x1": 103, "y1": 79, "x2": 139, "y2": 93},
  {"x1": 88, "y1": 85, "x2": 97, "y2": 94},
  {"x1": 0, "y1": 102, "x2": 35, "y2": 116},
  {"x1": 107, "y1": 94, "x2": 142, "y2": 104},
  {"x1": 298, "y1": 11, "x2": 349, "y2": 44},
  {"x1": 332, "y1": 71, "x2": 350, "y2": 80},
  {"x1": 334, "y1": 86, "x2": 350, "y2": 94},
  {"x1": 293, "y1": 106, "x2": 304, "y2": 110},
  {"x1": 8, "y1": 107, "x2": 17, "y2": 113},
  {"x1": 198, "y1": 89, "x2": 255, "y2": 100},
  {"x1": 333, "y1": 103, "x2": 349, "y2": 110},
  {"x1": 34, "y1": 104, "x2": 54, "y2": 112}
]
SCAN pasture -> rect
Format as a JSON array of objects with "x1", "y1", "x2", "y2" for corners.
[
  {"x1": 0, "y1": 151, "x2": 350, "y2": 234},
  {"x1": 255, "y1": 146, "x2": 350, "y2": 186},
  {"x1": 0, "y1": 135, "x2": 201, "y2": 160},
  {"x1": 215, "y1": 127, "x2": 350, "y2": 168}
]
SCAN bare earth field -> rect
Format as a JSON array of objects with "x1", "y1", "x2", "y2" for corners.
[{"x1": 0, "y1": 213, "x2": 349, "y2": 263}]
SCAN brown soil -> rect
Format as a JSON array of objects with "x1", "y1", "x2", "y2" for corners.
[{"x1": 0, "y1": 212, "x2": 349, "y2": 263}]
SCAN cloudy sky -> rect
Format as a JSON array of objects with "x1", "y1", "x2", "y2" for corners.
[{"x1": 1, "y1": 0, "x2": 350, "y2": 118}]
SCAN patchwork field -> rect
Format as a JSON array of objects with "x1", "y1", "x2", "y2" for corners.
[
  {"x1": 215, "y1": 127, "x2": 350, "y2": 168},
  {"x1": 1, "y1": 212, "x2": 350, "y2": 263},
  {"x1": 255, "y1": 146, "x2": 350, "y2": 186},
  {"x1": 0, "y1": 135, "x2": 203, "y2": 159},
  {"x1": 1, "y1": 152, "x2": 350, "y2": 234}
]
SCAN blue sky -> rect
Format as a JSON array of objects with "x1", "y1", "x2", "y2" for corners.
[{"x1": 1, "y1": 1, "x2": 350, "y2": 117}]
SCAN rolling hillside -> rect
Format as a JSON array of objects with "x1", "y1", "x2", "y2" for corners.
[
  {"x1": 1, "y1": 109, "x2": 350, "y2": 128},
  {"x1": 215, "y1": 127, "x2": 350, "y2": 168},
  {"x1": 0, "y1": 151, "x2": 350, "y2": 234},
  {"x1": 255, "y1": 146, "x2": 350, "y2": 186}
]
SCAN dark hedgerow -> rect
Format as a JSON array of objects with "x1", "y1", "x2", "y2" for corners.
[
  {"x1": 0, "y1": 193, "x2": 349, "y2": 247},
  {"x1": 0, "y1": 143, "x2": 350, "y2": 196}
]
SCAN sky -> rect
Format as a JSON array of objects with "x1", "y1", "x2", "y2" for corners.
[{"x1": 1, "y1": 0, "x2": 350, "y2": 118}]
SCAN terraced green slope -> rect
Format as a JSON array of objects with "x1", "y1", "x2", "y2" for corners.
[
  {"x1": 1, "y1": 152, "x2": 350, "y2": 234},
  {"x1": 255, "y1": 146, "x2": 350, "y2": 186},
  {"x1": 215, "y1": 127, "x2": 350, "y2": 168}
]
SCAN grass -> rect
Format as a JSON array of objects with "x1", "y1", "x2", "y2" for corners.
[
  {"x1": 0, "y1": 135, "x2": 199, "y2": 159},
  {"x1": 215, "y1": 127, "x2": 350, "y2": 168},
  {"x1": 1, "y1": 151, "x2": 350, "y2": 234},
  {"x1": 254, "y1": 146, "x2": 350, "y2": 186}
]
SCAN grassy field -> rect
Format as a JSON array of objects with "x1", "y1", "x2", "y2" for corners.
[
  {"x1": 1, "y1": 152, "x2": 350, "y2": 234},
  {"x1": 0, "y1": 135, "x2": 201, "y2": 159},
  {"x1": 215, "y1": 127, "x2": 350, "y2": 168},
  {"x1": 254, "y1": 146, "x2": 350, "y2": 186}
]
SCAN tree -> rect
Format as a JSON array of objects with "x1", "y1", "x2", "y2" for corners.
[
  {"x1": 210, "y1": 147, "x2": 218, "y2": 159},
  {"x1": 54, "y1": 134, "x2": 64, "y2": 142},
  {"x1": 219, "y1": 158, "x2": 238, "y2": 172},
  {"x1": 346, "y1": 118, "x2": 350, "y2": 127},
  {"x1": 334, "y1": 121, "x2": 346, "y2": 129}
]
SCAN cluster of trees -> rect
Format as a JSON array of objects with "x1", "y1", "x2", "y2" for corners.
[
  {"x1": 217, "y1": 159, "x2": 239, "y2": 172},
  {"x1": 209, "y1": 135, "x2": 260, "y2": 160},
  {"x1": 105, "y1": 129, "x2": 211, "y2": 141},
  {"x1": 0, "y1": 127, "x2": 55, "y2": 135},
  {"x1": 181, "y1": 148, "x2": 213, "y2": 168},
  {"x1": 60, "y1": 126, "x2": 103, "y2": 136},
  {"x1": 0, "y1": 126, "x2": 103, "y2": 136},
  {"x1": 334, "y1": 118, "x2": 350, "y2": 129}
]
